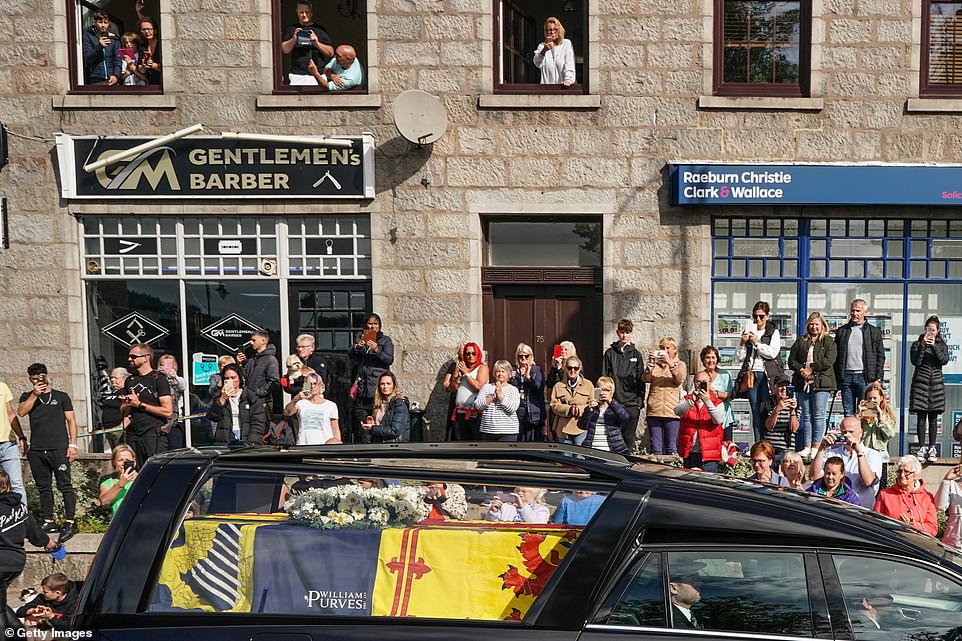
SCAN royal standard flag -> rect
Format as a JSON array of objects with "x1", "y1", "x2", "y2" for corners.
[{"x1": 372, "y1": 521, "x2": 580, "y2": 620}]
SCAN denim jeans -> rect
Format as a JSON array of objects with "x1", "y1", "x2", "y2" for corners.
[
  {"x1": 746, "y1": 371, "x2": 770, "y2": 444},
  {"x1": 840, "y1": 372, "x2": 869, "y2": 416},
  {"x1": 797, "y1": 389, "x2": 830, "y2": 447},
  {"x1": 0, "y1": 442, "x2": 26, "y2": 508},
  {"x1": 560, "y1": 431, "x2": 588, "y2": 447}
]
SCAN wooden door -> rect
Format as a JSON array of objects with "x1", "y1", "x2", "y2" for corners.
[{"x1": 483, "y1": 282, "x2": 603, "y2": 380}]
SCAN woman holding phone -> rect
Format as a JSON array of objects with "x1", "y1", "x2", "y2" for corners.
[
  {"x1": 484, "y1": 486, "x2": 549, "y2": 523},
  {"x1": 910, "y1": 315, "x2": 949, "y2": 463},
  {"x1": 284, "y1": 372, "x2": 341, "y2": 445},
  {"x1": 137, "y1": 16, "x2": 162, "y2": 85},
  {"x1": 206, "y1": 363, "x2": 267, "y2": 444},
  {"x1": 788, "y1": 312, "x2": 838, "y2": 460},
  {"x1": 99, "y1": 444, "x2": 138, "y2": 517},
  {"x1": 361, "y1": 371, "x2": 410, "y2": 443},
  {"x1": 643, "y1": 336, "x2": 686, "y2": 455},
  {"x1": 736, "y1": 301, "x2": 782, "y2": 444}
]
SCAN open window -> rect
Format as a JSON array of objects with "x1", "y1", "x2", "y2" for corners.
[
  {"x1": 66, "y1": 0, "x2": 163, "y2": 93},
  {"x1": 494, "y1": 0, "x2": 588, "y2": 94},
  {"x1": 713, "y1": 0, "x2": 811, "y2": 97},
  {"x1": 921, "y1": 0, "x2": 962, "y2": 97},
  {"x1": 272, "y1": 0, "x2": 368, "y2": 93}
]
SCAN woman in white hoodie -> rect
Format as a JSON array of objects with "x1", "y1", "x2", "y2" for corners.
[
  {"x1": 533, "y1": 17, "x2": 575, "y2": 86},
  {"x1": 936, "y1": 462, "x2": 962, "y2": 550}
]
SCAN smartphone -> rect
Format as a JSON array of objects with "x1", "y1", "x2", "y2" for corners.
[
  {"x1": 119, "y1": 47, "x2": 134, "y2": 59},
  {"x1": 926, "y1": 326, "x2": 936, "y2": 338},
  {"x1": 495, "y1": 493, "x2": 517, "y2": 503},
  {"x1": 786, "y1": 385, "x2": 795, "y2": 396},
  {"x1": 123, "y1": 460, "x2": 135, "y2": 472},
  {"x1": 553, "y1": 344, "x2": 563, "y2": 360},
  {"x1": 593, "y1": 388, "x2": 603, "y2": 402},
  {"x1": 697, "y1": 381, "x2": 708, "y2": 392},
  {"x1": 303, "y1": 378, "x2": 313, "y2": 394},
  {"x1": 361, "y1": 329, "x2": 378, "y2": 343}
]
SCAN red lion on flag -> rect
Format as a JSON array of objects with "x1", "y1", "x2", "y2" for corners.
[{"x1": 499, "y1": 529, "x2": 579, "y2": 608}]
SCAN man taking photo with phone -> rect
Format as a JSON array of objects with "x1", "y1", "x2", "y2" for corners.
[{"x1": 16, "y1": 364, "x2": 79, "y2": 542}]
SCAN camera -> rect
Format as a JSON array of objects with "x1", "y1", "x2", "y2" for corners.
[
  {"x1": 123, "y1": 460, "x2": 135, "y2": 472},
  {"x1": 296, "y1": 29, "x2": 313, "y2": 46},
  {"x1": 835, "y1": 433, "x2": 848, "y2": 444}
]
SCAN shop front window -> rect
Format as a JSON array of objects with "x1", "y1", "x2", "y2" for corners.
[{"x1": 712, "y1": 216, "x2": 962, "y2": 459}]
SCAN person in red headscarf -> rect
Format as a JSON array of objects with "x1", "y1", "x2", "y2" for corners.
[{"x1": 444, "y1": 342, "x2": 489, "y2": 440}]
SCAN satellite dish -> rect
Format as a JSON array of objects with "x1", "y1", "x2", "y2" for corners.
[{"x1": 393, "y1": 90, "x2": 448, "y2": 145}]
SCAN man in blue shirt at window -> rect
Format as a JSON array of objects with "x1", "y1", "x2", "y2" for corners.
[{"x1": 306, "y1": 45, "x2": 364, "y2": 92}]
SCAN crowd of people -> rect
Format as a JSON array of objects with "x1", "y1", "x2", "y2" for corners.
[{"x1": 81, "y1": 1, "x2": 365, "y2": 92}]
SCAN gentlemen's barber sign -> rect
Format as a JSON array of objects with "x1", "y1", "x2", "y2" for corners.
[{"x1": 55, "y1": 133, "x2": 374, "y2": 199}]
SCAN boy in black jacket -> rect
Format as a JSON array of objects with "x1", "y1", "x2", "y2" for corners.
[
  {"x1": 17, "y1": 573, "x2": 82, "y2": 630},
  {"x1": 601, "y1": 319, "x2": 647, "y2": 454}
]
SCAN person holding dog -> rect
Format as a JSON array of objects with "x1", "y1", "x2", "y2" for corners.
[{"x1": 206, "y1": 364, "x2": 267, "y2": 445}]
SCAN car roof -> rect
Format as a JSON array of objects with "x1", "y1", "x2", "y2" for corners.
[{"x1": 149, "y1": 443, "x2": 962, "y2": 572}]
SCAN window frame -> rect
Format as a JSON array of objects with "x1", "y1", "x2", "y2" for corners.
[
  {"x1": 269, "y1": 0, "x2": 369, "y2": 95},
  {"x1": 66, "y1": 0, "x2": 164, "y2": 95},
  {"x1": 492, "y1": 0, "x2": 589, "y2": 95},
  {"x1": 712, "y1": 0, "x2": 811, "y2": 98},
  {"x1": 920, "y1": 0, "x2": 962, "y2": 97}
]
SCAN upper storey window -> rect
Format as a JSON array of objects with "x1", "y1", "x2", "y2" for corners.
[
  {"x1": 67, "y1": 0, "x2": 163, "y2": 93},
  {"x1": 495, "y1": 1, "x2": 588, "y2": 94},
  {"x1": 714, "y1": 0, "x2": 810, "y2": 97},
  {"x1": 272, "y1": 0, "x2": 368, "y2": 93},
  {"x1": 922, "y1": 0, "x2": 962, "y2": 96}
]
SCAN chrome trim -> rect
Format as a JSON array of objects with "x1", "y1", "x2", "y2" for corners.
[{"x1": 584, "y1": 623, "x2": 818, "y2": 641}]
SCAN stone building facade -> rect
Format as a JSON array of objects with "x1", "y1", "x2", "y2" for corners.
[{"x1": 0, "y1": 0, "x2": 961, "y2": 453}]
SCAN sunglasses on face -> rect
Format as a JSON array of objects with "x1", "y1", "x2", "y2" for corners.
[
  {"x1": 566, "y1": 366, "x2": 580, "y2": 371},
  {"x1": 128, "y1": 353, "x2": 150, "y2": 359},
  {"x1": 517, "y1": 354, "x2": 531, "y2": 359},
  {"x1": 753, "y1": 314, "x2": 767, "y2": 319}
]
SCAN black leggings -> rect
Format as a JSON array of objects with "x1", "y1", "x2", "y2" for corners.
[{"x1": 916, "y1": 411, "x2": 940, "y2": 446}]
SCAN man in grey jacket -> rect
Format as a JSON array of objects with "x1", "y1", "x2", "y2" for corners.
[{"x1": 833, "y1": 299, "x2": 885, "y2": 416}]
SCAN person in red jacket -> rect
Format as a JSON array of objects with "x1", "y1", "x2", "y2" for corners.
[
  {"x1": 874, "y1": 456, "x2": 938, "y2": 536},
  {"x1": 674, "y1": 371, "x2": 727, "y2": 472}
]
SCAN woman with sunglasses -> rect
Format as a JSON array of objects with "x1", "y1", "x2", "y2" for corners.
[
  {"x1": 548, "y1": 357, "x2": 593, "y2": 445},
  {"x1": 511, "y1": 343, "x2": 546, "y2": 441},
  {"x1": 736, "y1": 301, "x2": 782, "y2": 444}
]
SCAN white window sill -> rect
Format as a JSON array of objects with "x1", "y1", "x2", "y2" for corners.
[
  {"x1": 478, "y1": 94, "x2": 601, "y2": 109},
  {"x1": 256, "y1": 94, "x2": 382, "y2": 109},
  {"x1": 53, "y1": 95, "x2": 176, "y2": 110},
  {"x1": 906, "y1": 98, "x2": 962, "y2": 113},
  {"x1": 698, "y1": 95, "x2": 824, "y2": 111}
]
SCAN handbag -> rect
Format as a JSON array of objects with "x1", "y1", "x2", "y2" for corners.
[
  {"x1": 735, "y1": 355, "x2": 756, "y2": 396},
  {"x1": 263, "y1": 418, "x2": 296, "y2": 447}
]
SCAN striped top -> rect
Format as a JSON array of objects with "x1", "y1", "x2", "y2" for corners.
[
  {"x1": 475, "y1": 383, "x2": 521, "y2": 435},
  {"x1": 592, "y1": 407, "x2": 610, "y2": 451}
]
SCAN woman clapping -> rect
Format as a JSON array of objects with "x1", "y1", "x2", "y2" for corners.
[{"x1": 475, "y1": 360, "x2": 521, "y2": 441}]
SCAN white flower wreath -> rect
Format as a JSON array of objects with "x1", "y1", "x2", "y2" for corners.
[{"x1": 286, "y1": 484, "x2": 430, "y2": 529}]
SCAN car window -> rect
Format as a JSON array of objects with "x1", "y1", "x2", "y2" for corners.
[
  {"x1": 605, "y1": 553, "x2": 667, "y2": 628},
  {"x1": 146, "y1": 469, "x2": 608, "y2": 621},
  {"x1": 605, "y1": 550, "x2": 813, "y2": 636},
  {"x1": 832, "y1": 555, "x2": 962, "y2": 641}
]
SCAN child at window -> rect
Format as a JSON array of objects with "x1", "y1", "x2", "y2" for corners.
[{"x1": 118, "y1": 32, "x2": 147, "y2": 86}]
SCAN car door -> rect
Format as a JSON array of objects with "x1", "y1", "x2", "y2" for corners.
[
  {"x1": 822, "y1": 551, "x2": 962, "y2": 641},
  {"x1": 578, "y1": 547, "x2": 833, "y2": 641}
]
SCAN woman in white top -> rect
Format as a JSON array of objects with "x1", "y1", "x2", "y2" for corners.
[
  {"x1": 736, "y1": 300, "x2": 782, "y2": 444},
  {"x1": 475, "y1": 360, "x2": 521, "y2": 441},
  {"x1": 485, "y1": 486, "x2": 549, "y2": 523},
  {"x1": 445, "y1": 342, "x2": 489, "y2": 440},
  {"x1": 533, "y1": 16, "x2": 575, "y2": 86},
  {"x1": 283, "y1": 372, "x2": 341, "y2": 445}
]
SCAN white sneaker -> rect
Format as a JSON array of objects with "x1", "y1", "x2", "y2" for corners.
[
  {"x1": 928, "y1": 447, "x2": 938, "y2": 463},
  {"x1": 916, "y1": 446, "x2": 928, "y2": 462}
]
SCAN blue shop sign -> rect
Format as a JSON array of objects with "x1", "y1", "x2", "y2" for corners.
[{"x1": 670, "y1": 163, "x2": 962, "y2": 206}]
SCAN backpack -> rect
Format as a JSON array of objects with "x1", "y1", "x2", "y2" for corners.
[{"x1": 263, "y1": 418, "x2": 296, "y2": 447}]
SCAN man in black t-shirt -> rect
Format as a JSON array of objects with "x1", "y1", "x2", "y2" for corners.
[
  {"x1": 280, "y1": 0, "x2": 334, "y2": 85},
  {"x1": 122, "y1": 343, "x2": 173, "y2": 465},
  {"x1": 16, "y1": 363, "x2": 78, "y2": 543}
]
